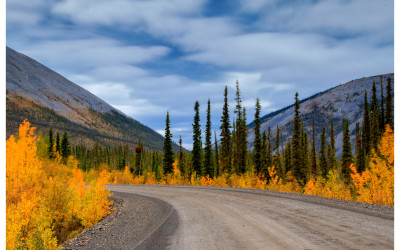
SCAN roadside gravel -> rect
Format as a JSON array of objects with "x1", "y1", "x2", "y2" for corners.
[{"x1": 61, "y1": 191, "x2": 178, "y2": 250}]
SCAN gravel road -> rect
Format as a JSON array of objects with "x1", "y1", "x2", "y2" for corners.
[{"x1": 63, "y1": 185, "x2": 393, "y2": 249}]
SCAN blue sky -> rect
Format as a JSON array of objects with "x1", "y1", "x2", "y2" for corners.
[{"x1": 6, "y1": 0, "x2": 394, "y2": 149}]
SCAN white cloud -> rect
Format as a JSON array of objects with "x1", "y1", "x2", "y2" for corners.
[{"x1": 21, "y1": 39, "x2": 170, "y2": 69}]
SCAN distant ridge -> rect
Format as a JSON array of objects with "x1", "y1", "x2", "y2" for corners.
[
  {"x1": 6, "y1": 46, "x2": 177, "y2": 151},
  {"x1": 247, "y1": 73, "x2": 394, "y2": 155}
]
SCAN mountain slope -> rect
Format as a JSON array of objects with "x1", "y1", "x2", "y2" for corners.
[
  {"x1": 248, "y1": 73, "x2": 394, "y2": 155},
  {"x1": 6, "y1": 46, "x2": 175, "y2": 151}
]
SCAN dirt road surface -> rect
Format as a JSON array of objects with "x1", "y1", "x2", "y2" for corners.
[{"x1": 63, "y1": 185, "x2": 393, "y2": 249}]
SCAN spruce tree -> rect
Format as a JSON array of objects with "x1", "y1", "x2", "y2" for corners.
[
  {"x1": 266, "y1": 127, "x2": 272, "y2": 175},
  {"x1": 272, "y1": 124, "x2": 282, "y2": 177},
  {"x1": 291, "y1": 93, "x2": 305, "y2": 185},
  {"x1": 232, "y1": 81, "x2": 247, "y2": 174},
  {"x1": 253, "y1": 98, "x2": 262, "y2": 174},
  {"x1": 355, "y1": 122, "x2": 365, "y2": 173},
  {"x1": 310, "y1": 117, "x2": 317, "y2": 177},
  {"x1": 370, "y1": 81, "x2": 380, "y2": 151},
  {"x1": 319, "y1": 125, "x2": 328, "y2": 178},
  {"x1": 362, "y1": 91, "x2": 371, "y2": 155},
  {"x1": 178, "y1": 136, "x2": 186, "y2": 178},
  {"x1": 301, "y1": 123, "x2": 309, "y2": 183},
  {"x1": 55, "y1": 132, "x2": 61, "y2": 154},
  {"x1": 61, "y1": 132, "x2": 71, "y2": 158},
  {"x1": 163, "y1": 112, "x2": 174, "y2": 175},
  {"x1": 192, "y1": 101, "x2": 203, "y2": 176},
  {"x1": 385, "y1": 77, "x2": 393, "y2": 129},
  {"x1": 220, "y1": 86, "x2": 231, "y2": 174},
  {"x1": 380, "y1": 76, "x2": 385, "y2": 132},
  {"x1": 48, "y1": 127, "x2": 54, "y2": 159},
  {"x1": 329, "y1": 119, "x2": 337, "y2": 169},
  {"x1": 214, "y1": 131, "x2": 220, "y2": 177},
  {"x1": 135, "y1": 139, "x2": 143, "y2": 176},
  {"x1": 341, "y1": 118, "x2": 353, "y2": 183},
  {"x1": 204, "y1": 99, "x2": 214, "y2": 177},
  {"x1": 261, "y1": 131, "x2": 267, "y2": 174},
  {"x1": 283, "y1": 140, "x2": 292, "y2": 177}
]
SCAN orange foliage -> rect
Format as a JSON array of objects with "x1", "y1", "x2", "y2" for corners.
[
  {"x1": 6, "y1": 121, "x2": 113, "y2": 249},
  {"x1": 350, "y1": 125, "x2": 394, "y2": 206}
]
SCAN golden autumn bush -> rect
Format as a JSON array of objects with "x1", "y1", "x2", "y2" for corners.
[{"x1": 6, "y1": 121, "x2": 113, "y2": 249}]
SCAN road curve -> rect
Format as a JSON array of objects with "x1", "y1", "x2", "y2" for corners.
[{"x1": 66, "y1": 185, "x2": 394, "y2": 249}]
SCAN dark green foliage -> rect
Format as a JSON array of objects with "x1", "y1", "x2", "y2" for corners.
[
  {"x1": 283, "y1": 140, "x2": 292, "y2": 177},
  {"x1": 214, "y1": 131, "x2": 220, "y2": 177},
  {"x1": 327, "y1": 118, "x2": 337, "y2": 172},
  {"x1": 135, "y1": 139, "x2": 143, "y2": 175},
  {"x1": 341, "y1": 118, "x2": 353, "y2": 183},
  {"x1": 232, "y1": 82, "x2": 248, "y2": 174},
  {"x1": 385, "y1": 77, "x2": 393, "y2": 129},
  {"x1": 178, "y1": 136, "x2": 186, "y2": 178},
  {"x1": 55, "y1": 132, "x2": 61, "y2": 153},
  {"x1": 370, "y1": 81, "x2": 380, "y2": 152},
  {"x1": 291, "y1": 93, "x2": 306, "y2": 185},
  {"x1": 300, "y1": 124, "x2": 309, "y2": 184},
  {"x1": 310, "y1": 118, "x2": 317, "y2": 177},
  {"x1": 319, "y1": 126, "x2": 328, "y2": 178},
  {"x1": 380, "y1": 76, "x2": 385, "y2": 132},
  {"x1": 355, "y1": 122, "x2": 365, "y2": 173},
  {"x1": 47, "y1": 127, "x2": 54, "y2": 159},
  {"x1": 253, "y1": 98, "x2": 262, "y2": 174},
  {"x1": 220, "y1": 86, "x2": 232, "y2": 174},
  {"x1": 272, "y1": 125, "x2": 282, "y2": 178},
  {"x1": 192, "y1": 101, "x2": 203, "y2": 176},
  {"x1": 362, "y1": 91, "x2": 371, "y2": 155},
  {"x1": 163, "y1": 112, "x2": 174, "y2": 175},
  {"x1": 61, "y1": 132, "x2": 71, "y2": 158},
  {"x1": 204, "y1": 99, "x2": 214, "y2": 178}
]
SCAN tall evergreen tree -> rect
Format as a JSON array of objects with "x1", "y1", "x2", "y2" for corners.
[
  {"x1": 214, "y1": 131, "x2": 220, "y2": 177},
  {"x1": 47, "y1": 127, "x2": 54, "y2": 159},
  {"x1": 266, "y1": 127, "x2": 272, "y2": 174},
  {"x1": 220, "y1": 86, "x2": 232, "y2": 174},
  {"x1": 55, "y1": 132, "x2": 61, "y2": 153},
  {"x1": 341, "y1": 118, "x2": 353, "y2": 183},
  {"x1": 385, "y1": 77, "x2": 393, "y2": 129},
  {"x1": 178, "y1": 136, "x2": 186, "y2": 178},
  {"x1": 355, "y1": 122, "x2": 365, "y2": 173},
  {"x1": 283, "y1": 140, "x2": 292, "y2": 177},
  {"x1": 163, "y1": 112, "x2": 174, "y2": 175},
  {"x1": 310, "y1": 117, "x2": 317, "y2": 177},
  {"x1": 380, "y1": 76, "x2": 385, "y2": 132},
  {"x1": 272, "y1": 124, "x2": 282, "y2": 177},
  {"x1": 370, "y1": 81, "x2": 380, "y2": 151},
  {"x1": 327, "y1": 118, "x2": 337, "y2": 171},
  {"x1": 291, "y1": 93, "x2": 306, "y2": 185},
  {"x1": 301, "y1": 123, "x2": 309, "y2": 183},
  {"x1": 232, "y1": 81, "x2": 247, "y2": 174},
  {"x1": 204, "y1": 99, "x2": 214, "y2": 177},
  {"x1": 261, "y1": 131, "x2": 267, "y2": 174},
  {"x1": 253, "y1": 98, "x2": 262, "y2": 174},
  {"x1": 135, "y1": 139, "x2": 143, "y2": 175},
  {"x1": 362, "y1": 91, "x2": 371, "y2": 155},
  {"x1": 319, "y1": 125, "x2": 328, "y2": 178},
  {"x1": 61, "y1": 132, "x2": 71, "y2": 158},
  {"x1": 192, "y1": 101, "x2": 203, "y2": 176}
]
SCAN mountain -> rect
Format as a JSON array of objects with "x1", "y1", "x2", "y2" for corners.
[
  {"x1": 6, "y1": 46, "x2": 176, "y2": 151},
  {"x1": 248, "y1": 73, "x2": 394, "y2": 155}
]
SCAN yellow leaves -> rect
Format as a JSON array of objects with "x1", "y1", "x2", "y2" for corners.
[{"x1": 6, "y1": 121, "x2": 114, "y2": 248}]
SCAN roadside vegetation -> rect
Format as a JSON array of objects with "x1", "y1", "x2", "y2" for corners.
[{"x1": 6, "y1": 76, "x2": 393, "y2": 248}]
